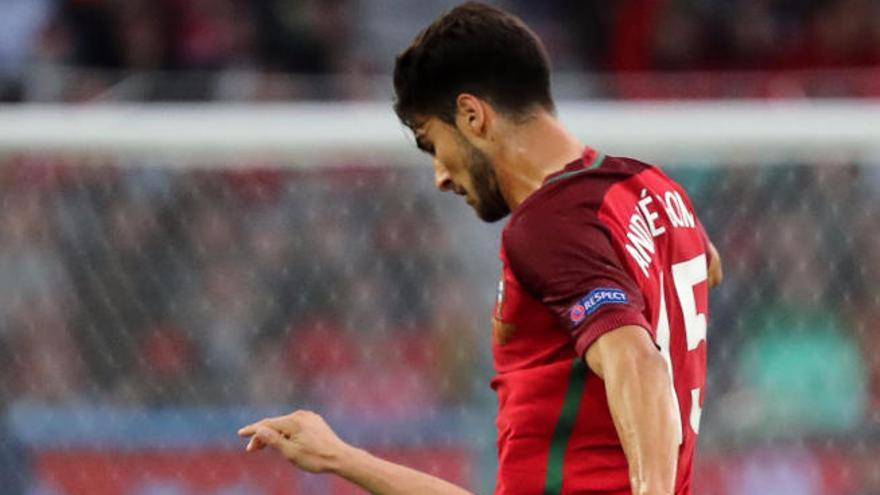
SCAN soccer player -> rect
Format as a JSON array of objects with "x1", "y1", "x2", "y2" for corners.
[{"x1": 238, "y1": 2, "x2": 723, "y2": 494}]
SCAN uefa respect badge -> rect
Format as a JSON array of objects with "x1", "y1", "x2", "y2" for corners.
[{"x1": 568, "y1": 288, "x2": 628, "y2": 325}]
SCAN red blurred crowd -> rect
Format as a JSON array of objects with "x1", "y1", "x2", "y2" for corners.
[
  {"x1": 0, "y1": 0, "x2": 878, "y2": 101},
  {"x1": 0, "y1": 159, "x2": 484, "y2": 414}
]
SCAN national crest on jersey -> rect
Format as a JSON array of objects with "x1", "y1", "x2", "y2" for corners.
[{"x1": 494, "y1": 278, "x2": 505, "y2": 319}]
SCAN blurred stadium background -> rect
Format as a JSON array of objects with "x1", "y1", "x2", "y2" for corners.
[{"x1": 0, "y1": 1, "x2": 879, "y2": 494}]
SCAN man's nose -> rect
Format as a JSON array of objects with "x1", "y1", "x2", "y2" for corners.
[{"x1": 434, "y1": 164, "x2": 453, "y2": 192}]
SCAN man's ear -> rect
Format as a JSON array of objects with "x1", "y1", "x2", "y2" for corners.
[{"x1": 455, "y1": 93, "x2": 490, "y2": 139}]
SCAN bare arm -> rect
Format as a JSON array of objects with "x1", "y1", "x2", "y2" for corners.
[
  {"x1": 238, "y1": 410, "x2": 473, "y2": 495},
  {"x1": 585, "y1": 325, "x2": 679, "y2": 495},
  {"x1": 333, "y1": 444, "x2": 473, "y2": 495},
  {"x1": 706, "y1": 240, "x2": 723, "y2": 289}
]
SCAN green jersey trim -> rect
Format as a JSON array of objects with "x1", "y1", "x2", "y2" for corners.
[{"x1": 543, "y1": 358, "x2": 588, "y2": 494}]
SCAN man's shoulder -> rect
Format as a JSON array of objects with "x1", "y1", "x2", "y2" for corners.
[{"x1": 503, "y1": 155, "x2": 655, "y2": 247}]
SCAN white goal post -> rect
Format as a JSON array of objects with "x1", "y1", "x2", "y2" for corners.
[{"x1": 0, "y1": 100, "x2": 878, "y2": 165}]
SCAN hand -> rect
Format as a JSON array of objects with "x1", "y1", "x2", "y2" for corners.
[{"x1": 238, "y1": 410, "x2": 352, "y2": 474}]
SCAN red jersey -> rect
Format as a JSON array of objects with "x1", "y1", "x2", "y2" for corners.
[{"x1": 491, "y1": 148, "x2": 710, "y2": 495}]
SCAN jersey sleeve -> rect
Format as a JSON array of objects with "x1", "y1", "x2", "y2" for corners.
[{"x1": 503, "y1": 205, "x2": 650, "y2": 358}]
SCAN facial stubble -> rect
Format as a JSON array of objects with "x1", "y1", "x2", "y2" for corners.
[{"x1": 463, "y1": 139, "x2": 510, "y2": 223}]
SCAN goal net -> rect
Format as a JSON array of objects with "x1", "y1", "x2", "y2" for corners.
[{"x1": 1, "y1": 100, "x2": 879, "y2": 495}]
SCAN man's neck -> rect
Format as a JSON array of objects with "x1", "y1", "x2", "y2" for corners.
[{"x1": 494, "y1": 112, "x2": 585, "y2": 210}]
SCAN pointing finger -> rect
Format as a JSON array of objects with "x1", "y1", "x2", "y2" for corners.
[
  {"x1": 239, "y1": 416, "x2": 279, "y2": 437},
  {"x1": 238, "y1": 420, "x2": 266, "y2": 437},
  {"x1": 239, "y1": 414, "x2": 296, "y2": 437}
]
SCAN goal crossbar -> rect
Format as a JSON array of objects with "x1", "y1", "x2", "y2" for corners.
[{"x1": 0, "y1": 100, "x2": 878, "y2": 166}]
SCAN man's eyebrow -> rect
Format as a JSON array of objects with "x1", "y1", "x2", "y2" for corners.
[{"x1": 415, "y1": 135, "x2": 434, "y2": 154}]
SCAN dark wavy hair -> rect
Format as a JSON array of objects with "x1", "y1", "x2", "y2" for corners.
[{"x1": 393, "y1": 2, "x2": 555, "y2": 129}]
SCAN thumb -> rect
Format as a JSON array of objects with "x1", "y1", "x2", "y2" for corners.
[{"x1": 256, "y1": 426, "x2": 284, "y2": 448}]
